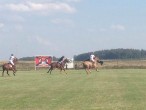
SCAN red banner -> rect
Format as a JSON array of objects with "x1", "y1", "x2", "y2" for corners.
[{"x1": 35, "y1": 56, "x2": 52, "y2": 67}]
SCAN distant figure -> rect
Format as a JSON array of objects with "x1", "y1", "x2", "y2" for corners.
[{"x1": 74, "y1": 64, "x2": 78, "y2": 69}]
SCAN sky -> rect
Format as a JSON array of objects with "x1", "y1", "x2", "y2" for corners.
[{"x1": 0, "y1": 0, "x2": 146, "y2": 60}]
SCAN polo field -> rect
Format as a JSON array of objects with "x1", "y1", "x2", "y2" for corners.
[{"x1": 0, "y1": 69, "x2": 146, "y2": 110}]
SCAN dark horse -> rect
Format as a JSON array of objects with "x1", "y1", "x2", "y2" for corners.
[
  {"x1": 47, "y1": 58, "x2": 71, "y2": 74},
  {"x1": 1, "y1": 58, "x2": 18, "y2": 77}
]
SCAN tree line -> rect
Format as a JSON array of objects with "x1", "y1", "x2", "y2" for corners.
[
  {"x1": 19, "y1": 49, "x2": 146, "y2": 61},
  {"x1": 74, "y1": 49, "x2": 146, "y2": 61}
]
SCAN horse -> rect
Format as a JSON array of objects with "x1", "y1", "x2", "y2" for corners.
[
  {"x1": 1, "y1": 58, "x2": 18, "y2": 77},
  {"x1": 82, "y1": 57, "x2": 103, "y2": 74},
  {"x1": 47, "y1": 58, "x2": 71, "y2": 74}
]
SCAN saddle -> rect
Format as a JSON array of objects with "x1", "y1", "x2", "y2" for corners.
[{"x1": 57, "y1": 62, "x2": 61, "y2": 66}]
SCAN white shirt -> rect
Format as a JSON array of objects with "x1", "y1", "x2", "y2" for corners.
[
  {"x1": 90, "y1": 54, "x2": 95, "y2": 61},
  {"x1": 9, "y1": 55, "x2": 15, "y2": 61}
]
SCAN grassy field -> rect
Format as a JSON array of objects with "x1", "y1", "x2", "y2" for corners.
[{"x1": 0, "y1": 69, "x2": 146, "y2": 110}]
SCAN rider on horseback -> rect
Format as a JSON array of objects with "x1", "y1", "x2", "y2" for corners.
[
  {"x1": 9, "y1": 54, "x2": 16, "y2": 68},
  {"x1": 58, "y1": 56, "x2": 65, "y2": 64}
]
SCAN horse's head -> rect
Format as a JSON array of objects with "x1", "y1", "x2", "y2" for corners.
[
  {"x1": 94, "y1": 57, "x2": 103, "y2": 65},
  {"x1": 64, "y1": 58, "x2": 71, "y2": 63},
  {"x1": 13, "y1": 57, "x2": 18, "y2": 64},
  {"x1": 98, "y1": 60, "x2": 103, "y2": 65},
  {"x1": 94, "y1": 57, "x2": 100, "y2": 61}
]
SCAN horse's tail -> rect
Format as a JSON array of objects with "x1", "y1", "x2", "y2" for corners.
[
  {"x1": 82, "y1": 61, "x2": 85, "y2": 68},
  {"x1": 0, "y1": 65, "x2": 4, "y2": 72}
]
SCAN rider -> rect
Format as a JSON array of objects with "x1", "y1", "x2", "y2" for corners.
[
  {"x1": 58, "y1": 56, "x2": 65, "y2": 64},
  {"x1": 9, "y1": 54, "x2": 16, "y2": 68},
  {"x1": 90, "y1": 52, "x2": 95, "y2": 63}
]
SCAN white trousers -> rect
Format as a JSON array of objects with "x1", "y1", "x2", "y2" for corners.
[{"x1": 9, "y1": 60, "x2": 14, "y2": 65}]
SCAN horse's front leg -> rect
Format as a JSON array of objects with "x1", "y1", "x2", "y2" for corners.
[
  {"x1": 49, "y1": 68, "x2": 54, "y2": 74},
  {"x1": 47, "y1": 69, "x2": 50, "y2": 73},
  {"x1": 85, "y1": 68, "x2": 89, "y2": 74},
  {"x1": 12, "y1": 68, "x2": 16, "y2": 76},
  {"x1": 50, "y1": 69, "x2": 53, "y2": 74},
  {"x1": 13, "y1": 70, "x2": 16, "y2": 76},
  {"x1": 47, "y1": 67, "x2": 53, "y2": 74},
  {"x1": 60, "y1": 68, "x2": 62, "y2": 74},
  {"x1": 63, "y1": 68, "x2": 67, "y2": 74},
  {"x1": 47, "y1": 68, "x2": 51, "y2": 73},
  {"x1": 89, "y1": 69, "x2": 92, "y2": 73},
  {"x1": 13, "y1": 72, "x2": 16, "y2": 76},
  {"x1": 95, "y1": 67, "x2": 99, "y2": 72},
  {"x1": 13, "y1": 65, "x2": 17, "y2": 72},
  {"x1": 6, "y1": 70, "x2": 10, "y2": 76}
]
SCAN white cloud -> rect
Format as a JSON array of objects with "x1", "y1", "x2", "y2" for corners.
[
  {"x1": 5, "y1": 3, "x2": 29, "y2": 12},
  {"x1": 3, "y1": 2, "x2": 76, "y2": 13},
  {"x1": 110, "y1": 24, "x2": 125, "y2": 31}
]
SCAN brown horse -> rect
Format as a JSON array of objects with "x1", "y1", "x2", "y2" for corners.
[
  {"x1": 1, "y1": 58, "x2": 18, "y2": 77},
  {"x1": 82, "y1": 57, "x2": 103, "y2": 74},
  {"x1": 47, "y1": 58, "x2": 71, "y2": 74}
]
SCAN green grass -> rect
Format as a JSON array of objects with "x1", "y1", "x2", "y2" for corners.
[{"x1": 0, "y1": 69, "x2": 146, "y2": 110}]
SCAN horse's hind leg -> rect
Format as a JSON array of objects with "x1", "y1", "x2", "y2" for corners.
[
  {"x1": 2, "y1": 70, "x2": 4, "y2": 77},
  {"x1": 2, "y1": 67, "x2": 5, "y2": 77}
]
